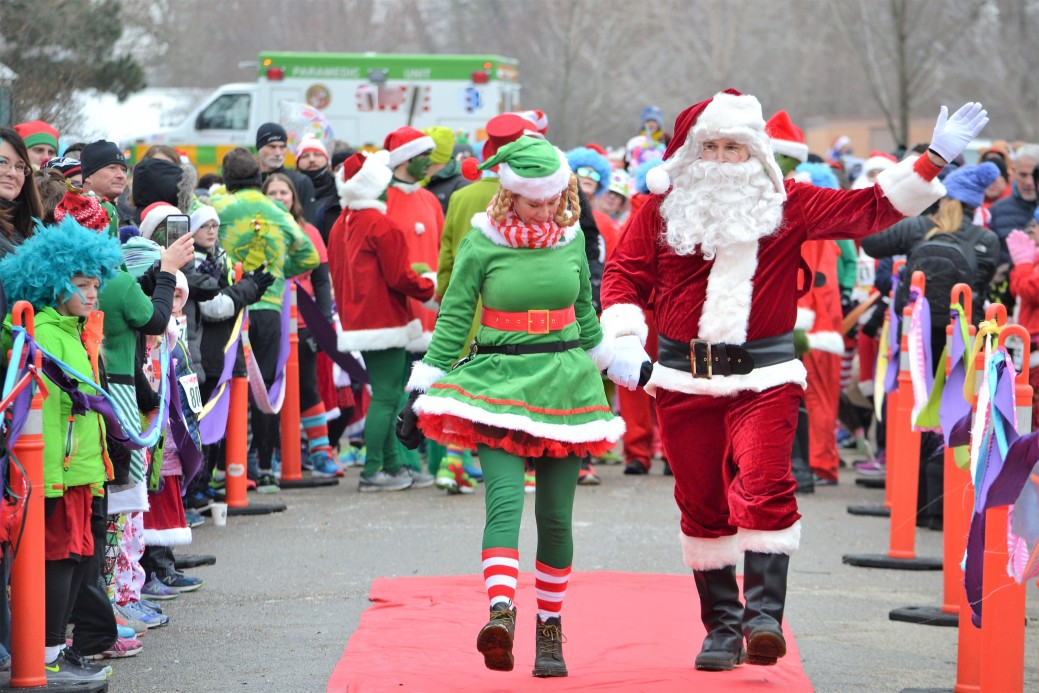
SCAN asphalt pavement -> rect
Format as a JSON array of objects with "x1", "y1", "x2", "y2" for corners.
[{"x1": 103, "y1": 455, "x2": 1038, "y2": 693}]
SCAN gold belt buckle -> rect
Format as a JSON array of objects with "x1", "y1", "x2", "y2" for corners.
[
  {"x1": 690, "y1": 339, "x2": 712, "y2": 379},
  {"x1": 527, "y1": 309, "x2": 551, "y2": 335}
]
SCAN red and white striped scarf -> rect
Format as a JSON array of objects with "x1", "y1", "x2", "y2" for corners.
[{"x1": 489, "y1": 207, "x2": 565, "y2": 249}]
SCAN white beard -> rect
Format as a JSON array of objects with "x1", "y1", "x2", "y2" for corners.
[{"x1": 660, "y1": 158, "x2": 785, "y2": 260}]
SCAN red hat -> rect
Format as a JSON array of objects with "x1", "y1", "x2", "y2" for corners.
[
  {"x1": 294, "y1": 134, "x2": 329, "y2": 160},
  {"x1": 515, "y1": 109, "x2": 549, "y2": 135},
  {"x1": 585, "y1": 142, "x2": 608, "y2": 156},
  {"x1": 336, "y1": 150, "x2": 392, "y2": 208},
  {"x1": 481, "y1": 113, "x2": 538, "y2": 164},
  {"x1": 645, "y1": 89, "x2": 786, "y2": 198},
  {"x1": 14, "y1": 120, "x2": 59, "y2": 151},
  {"x1": 383, "y1": 127, "x2": 435, "y2": 168},
  {"x1": 53, "y1": 190, "x2": 110, "y2": 232},
  {"x1": 766, "y1": 110, "x2": 808, "y2": 163}
]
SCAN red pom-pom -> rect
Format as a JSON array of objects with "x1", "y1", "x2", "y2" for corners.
[{"x1": 461, "y1": 157, "x2": 481, "y2": 181}]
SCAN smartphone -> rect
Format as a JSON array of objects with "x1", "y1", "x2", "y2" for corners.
[{"x1": 165, "y1": 214, "x2": 190, "y2": 247}]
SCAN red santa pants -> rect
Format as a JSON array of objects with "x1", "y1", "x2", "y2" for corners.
[
  {"x1": 803, "y1": 350, "x2": 842, "y2": 481},
  {"x1": 655, "y1": 383, "x2": 802, "y2": 538}
]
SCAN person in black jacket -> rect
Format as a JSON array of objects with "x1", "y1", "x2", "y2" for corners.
[
  {"x1": 294, "y1": 135, "x2": 341, "y2": 243},
  {"x1": 256, "y1": 122, "x2": 318, "y2": 224}
]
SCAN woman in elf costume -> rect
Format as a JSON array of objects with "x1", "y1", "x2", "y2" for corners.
[{"x1": 397, "y1": 136, "x2": 622, "y2": 678}]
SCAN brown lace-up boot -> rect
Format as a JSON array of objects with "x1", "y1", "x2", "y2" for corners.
[
  {"x1": 531, "y1": 615, "x2": 568, "y2": 677},
  {"x1": 476, "y1": 602, "x2": 516, "y2": 671}
]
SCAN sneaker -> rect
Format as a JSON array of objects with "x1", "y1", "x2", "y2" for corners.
[
  {"x1": 46, "y1": 648, "x2": 112, "y2": 682},
  {"x1": 113, "y1": 604, "x2": 148, "y2": 637},
  {"x1": 120, "y1": 600, "x2": 170, "y2": 628},
  {"x1": 623, "y1": 459, "x2": 649, "y2": 475},
  {"x1": 89, "y1": 636, "x2": 143, "y2": 660},
  {"x1": 338, "y1": 445, "x2": 361, "y2": 468},
  {"x1": 358, "y1": 470, "x2": 413, "y2": 493},
  {"x1": 160, "y1": 572, "x2": 204, "y2": 592},
  {"x1": 462, "y1": 454, "x2": 483, "y2": 482},
  {"x1": 139, "y1": 598, "x2": 164, "y2": 614},
  {"x1": 853, "y1": 458, "x2": 886, "y2": 476},
  {"x1": 400, "y1": 467, "x2": 435, "y2": 489},
  {"x1": 116, "y1": 623, "x2": 136, "y2": 640},
  {"x1": 256, "y1": 473, "x2": 280, "y2": 494},
  {"x1": 524, "y1": 469, "x2": 536, "y2": 494},
  {"x1": 141, "y1": 573, "x2": 179, "y2": 601},
  {"x1": 246, "y1": 478, "x2": 257, "y2": 491},
  {"x1": 662, "y1": 460, "x2": 673, "y2": 476},
  {"x1": 812, "y1": 473, "x2": 838, "y2": 487},
  {"x1": 436, "y1": 461, "x2": 475, "y2": 494},
  {"x1": 578, "y1": 460, "x2": 601, "y2": 486},
  {"x1": 595, "y1": 448, "x2": 624, "y2": 465},
  {"x1": 185, "y1": 510, "x2": 205, "y2": 528},
  {"x1": 300, "y1": 452, "x2": 314, "y2": 471},
  {"x1": 310, "y1": 451, "x2": 345, "y2": 478},
  {"x1": 185, "y1": 490, "x2": 211, "y2": 510},
  {"x1": 207, "y1": 475, "x2": 226, "y2": 500}
]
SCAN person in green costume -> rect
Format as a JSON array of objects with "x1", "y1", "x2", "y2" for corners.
[{"x1": 397, "y1": 136, "x2": 623, "y2": 678}]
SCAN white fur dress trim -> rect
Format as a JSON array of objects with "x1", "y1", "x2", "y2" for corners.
[
  {"x1": 697, "y1": 241, "x2": 759, "y2": 344},
  {"x1": 338, "y1": 319, "x2": 422, "y2": 352},
  {"x1": 646, "y1": 359, "x2": 807, "y2": 398}
]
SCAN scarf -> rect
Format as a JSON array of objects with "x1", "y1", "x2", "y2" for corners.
[{"x1": 489, "y1": 205, "x2": 564, "y2": 249}]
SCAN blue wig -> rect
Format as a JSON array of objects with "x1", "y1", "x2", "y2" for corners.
[
  {"x1": 565, "y1": 147, "x2": 613, "y2": 196},
  {"x1": 0, "y1": 216, "x2": 123, "y2": 309},
  {"x1": 795, "y1": 161, "x2": 840, "y2": 190},
  {"x1": 633, "y1": 159, "x2": 664, "y2": 195}
]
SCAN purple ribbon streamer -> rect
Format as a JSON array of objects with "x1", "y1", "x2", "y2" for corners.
[
  {"x1": 197, "y1": 318, "x2": 242, "y2": 446},
  {"x1": 293, "y1": 281, "x2": 368, "y2": 384},
  {"x1": 884, "y1": 270, "x2": 902, "y2": 393},
  {"x1": 940, "y1": 309, "x2": 972, "y2": 447}
]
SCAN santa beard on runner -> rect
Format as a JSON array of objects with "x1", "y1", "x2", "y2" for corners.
[{"x1": 660, "y1": 154, "x2": 785, "y2": 260}]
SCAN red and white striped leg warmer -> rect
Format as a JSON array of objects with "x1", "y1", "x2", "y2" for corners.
[
  {"x1": 482, "y1": 547, "x2": 519, "y2": 608},
  {"x1": 535, "y1": 561, "x2": 571, "y2": 620}
]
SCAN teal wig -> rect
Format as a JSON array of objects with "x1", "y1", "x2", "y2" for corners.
[
  {"x1": 0, "y1": 216, "x2": 123, "y2": 309},
  {"x1": 795, "y1": 161, "x2": 840, "y2": 190},
  {"x1": 565, "y1": 146, "x2": 613, "y2": 196}
]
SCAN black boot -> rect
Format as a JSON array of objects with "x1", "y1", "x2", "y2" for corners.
[
  {"x1": 476, "y1": 602, "x2": 516, "y2": 672},
  {"x1": 742, "y1": 552, "x2": 789, "y2": 666},
  {"x1": 791, "y1": 401, "x2": 814, "y2": 494},
  {"x1": 693, "y1": 565, "x2": 746, "y2": 671},
  {"x1": 531, "y1": 615, "x2": 567, "y2": 677}
]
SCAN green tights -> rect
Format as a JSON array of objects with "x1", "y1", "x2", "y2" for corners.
[{"x1": 359, "y1": 348, "x2": 408, "y2": 477}]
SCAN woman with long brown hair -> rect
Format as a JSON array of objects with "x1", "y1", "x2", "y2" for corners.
[{"x1": 0, "y1": 126, "x2": 45, "y2": 259}]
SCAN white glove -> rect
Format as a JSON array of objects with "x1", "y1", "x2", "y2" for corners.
[
  {"x1": 606, "y1": 335, "x2": 651, "y2": 391},
  {"x1": 929, "y1": 103, "x2": 989, "y2": 163}
]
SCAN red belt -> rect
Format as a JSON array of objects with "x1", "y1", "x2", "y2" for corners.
[{"x1": 481, "y1": 306, "x2": 576, "y2": 335}]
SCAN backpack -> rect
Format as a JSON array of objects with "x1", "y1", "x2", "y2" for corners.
[{"x1": 897, "y1": 219, "x2": 984, "y2": 323}]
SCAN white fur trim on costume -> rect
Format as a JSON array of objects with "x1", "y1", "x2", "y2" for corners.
[
  {"x1": 324, "y1": 406, "x2": 341, "y2": 421},
  {"x1": 337, "y1": 150, "x2": 392, "y2": 207},
  {"x1": 599, "y1": 303, "x2": 648, "y2": 345},
  {"x1": 142, "y1": 526, "x2": 192, "y2": 547},
  {"x1": 646, "y1": 166, "x2": 671, "y2": 195},
  {"x1": 338, "y1": 319, "x2": 422, "y2": 352},
  {"x1": 645, "y1": 359, "x2": 808, "y2": 398},
  {"x1": 771, "y1": 139, "x2": 809, "y2": 163},
  {"x1": 407, "y1": 360, "x2": 447, "y2": 392},
  {"x1": 807, "y1": 331, "x2": 846, "y2": 355},
  {"x1": 414, "y1": 393, "x2": 626, "y2": 444},
  {"x1": 697, "y1": 241, "x2": 759, "y2": 345},
  {"x1": 391, "y1": 180, "x2": 422, "y2": 194},
  {"x1": 738, "y1": 520, "x2": 802, "y2": 556},
  {"x1": 470, "y1": 212, "x2": 580, "y2": 249},
  {"x1": 795, "y1": 308, "x2": 815, "y2": 331},
  {"x1": 347, "y1": 200, "x2": 387, "y2": 213},
  {"x1": 586, "y1": 337, "x2": 615, "y2": 371},
  {"x1": 420, "y1": 272, "x2": 439, "y2": 312},
  {"x1": 681, "y1": 532, "x2": 740, "y2": 570},
  {"x1": 388, "y1": 135, "x2": 436, "y2": 168},
  {"x1": 405, "y1": 331, "x2": 433, "y2": 353},
  {"x1": 498, "y1": 149, "x2": 572, "y2": 200},
  {"x1": 875, "y1": 155, "x2": 946, "y2": 217}
]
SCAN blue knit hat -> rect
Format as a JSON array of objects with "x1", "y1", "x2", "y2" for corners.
[
  {"x1": 943, "y1": 162, "x2": 1000, "y2": 208},
  {"x1": 640, "y1": 105, "x2": 664, "y2": 128}
]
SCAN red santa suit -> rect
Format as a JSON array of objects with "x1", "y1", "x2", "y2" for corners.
[
  {"x1": 796, "y1": 240, "x2": 846, "y2": 482},
  {"x1": 600, "y1": 91, "x2": 946, "y2": 569}
]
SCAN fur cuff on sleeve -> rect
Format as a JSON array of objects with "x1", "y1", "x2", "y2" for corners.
[
  {"x1": 406, "y1": 360, "x2": 447, "y2": 392},
  {"x1": 586, "y1": 337, "x2": 615, "y2": 371},
  {"x1": 420, "y1": 272, "x2": 439, "y2": 312},
  {"x1": 806, "y1": 331, "x2": 845, "y2": 355},
  {"x1": 738, "y1": 520, "x2": 802, "y2": 556},
  {"x1": 876, "y1": 155, "x2": 947, "y2": 218},
  {"x1": 599, "y1": 303, "x2": 648, "y2": 345},
  {"x1": 795, "y1": 307, "x2": 815, "y2": 331}
]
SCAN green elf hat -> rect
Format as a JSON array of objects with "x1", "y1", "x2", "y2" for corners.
[
  {"x1": 14, "y1": 120, "x2": 59, "y2": 151},
  {"x1": 461, "y1": 135, "x2": 571, "y2": 199}
]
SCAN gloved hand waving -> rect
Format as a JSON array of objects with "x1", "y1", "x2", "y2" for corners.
[
  {"x1": 1006, "y1": 229, "x2": 1038, "y2": 266},
  {"x1": 929, "y1": 103, "x2": 989, "y2": 163}
]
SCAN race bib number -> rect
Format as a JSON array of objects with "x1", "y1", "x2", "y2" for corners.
[{"x1": 179, "y1": 373, "x2": 203, "y2": 414}]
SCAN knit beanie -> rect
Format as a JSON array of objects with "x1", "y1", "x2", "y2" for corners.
[
  {"x1": 942, "y1": 162, "x2": 1000, "y2": 208},
  {"x1": 422, "y1": 126, "x2": 456, "y2": 165},
  {"x1": 13, "y1": 120, "x2": 59, "y2": 151},
  {"x1": 190, "y1": 205, "x2": 220, "y2": 233},
  {"x1": 294, "y1": 134, "x2": 328, "y2": 161},
  {"x1": 79, "y1": 140, "x2": 127, "y2": 181},
  {"x1": 43, "y1": 156, "x2": 81, "y2": 179},
  {"x1": 53, "y1": 190, "x2": 111, "y2": 232},
  {"x1": 256, "y1": 122, "x2": 288, "y2": 149}
]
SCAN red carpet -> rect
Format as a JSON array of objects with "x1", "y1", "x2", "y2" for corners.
[{"x1": 328, "y1": 571, "x2": 812, "y2": 692}]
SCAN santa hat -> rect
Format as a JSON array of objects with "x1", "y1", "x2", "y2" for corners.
[
  {"x1": 138, "y1": 202, "x2": 181, "y2": 240},
  {"x1": 53, "y1": 190, "x2": 111, "y2": 232},
  {"x1": 644, "y1": 89, "x2": 786, "y2": 198},
  {"x1": 515, "y1": 110, "x2": 549, "y2": 135},
  {"x1": 384, "y1": 126, "x2": 435, "y2": 168},
  {"x1": 14, "y1": 120, "x2": 59, "y2": 151},
  {"x1": 461, "y1": 136, "x2": 570, "y2": 199},
  {"x1": 481, "y1": 113, "x2": 539, "y2": 163},
  {"x1": 295, "y1": 134, "x2": 329, "y2": 161},
  {"x1": 336, "y1": 149, "x2": 392, "y2": 208},
  {"x1": 766, "y1": 110, "x2": 808, "y2": 163}
]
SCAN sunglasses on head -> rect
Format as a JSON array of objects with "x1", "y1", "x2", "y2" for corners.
[{"x1": 576, "y1": 166, "x2": 601, "y2": 183}]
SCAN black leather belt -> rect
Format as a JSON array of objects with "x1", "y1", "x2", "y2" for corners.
[
  {"x1": 657, "y1": 332, "x2": 795, "y2": 379},
  {"x1": 472, "y1": 340, "x2": 581, "y2": 356}
]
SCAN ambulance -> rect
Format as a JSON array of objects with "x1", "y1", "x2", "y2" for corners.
[{"x1": 125, "y1": 51, "x2": 522, "y2": 175}]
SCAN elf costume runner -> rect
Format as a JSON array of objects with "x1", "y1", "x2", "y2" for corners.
[
  {"x1": 397, "y1": 136, "x2": 622, "y2": 678},
  {"x1": 328, "y1": 150, "x2": 438, "y2": 492},
  {"x1": 600, "y1": 90, "x2": 987, "y2": 672}
]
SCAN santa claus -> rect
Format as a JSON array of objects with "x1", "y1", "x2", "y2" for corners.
[{"x1": 600, "y1": 89, "x2": 986, "y2": 671}]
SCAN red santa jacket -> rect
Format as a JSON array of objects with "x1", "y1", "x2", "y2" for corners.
[
  {"x1": 796, "y1": 240, "x2": 846, "y2": 355},
  {"x1": 386, "y1": 183, "x2": 444, "y2": 351},
  {"x1": 600, "y1": 155, "x2": 944, "y2": 397},
  {"x1": 328, "y1": 205, "x2": 435, "y2": 352}
]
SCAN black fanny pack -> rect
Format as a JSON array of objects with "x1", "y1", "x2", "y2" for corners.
[{"x1": 657, "y1": 332, "x2": 795, "y2": 379}]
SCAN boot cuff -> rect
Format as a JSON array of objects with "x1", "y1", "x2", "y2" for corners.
[
  {"x1": 681, "y1": 532, "x2": 739, "y2": 570},
  {"x1": 738, "y1": 521, "x2": 801, "y2": 555}
]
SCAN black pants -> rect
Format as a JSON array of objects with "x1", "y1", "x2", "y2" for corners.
[
  {"x1": 249, "y1": 310, "x2": 282, "y2": 471},
  {"x1": 141, "y1": 545, "x2": 178, "y2": 582},
  {"x1": 67, "y1": 497, "x2": 117, "y2": 655},
  {"x1": 298, "y1": 327, "x2": 321, "y2": 411}
]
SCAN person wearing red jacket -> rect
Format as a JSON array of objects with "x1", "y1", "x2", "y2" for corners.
[
  {"x1": 1007, "y1": 216, "x2": 1039, "y2": 431},
  {"x1": 328, "y1": 150, "x2": 438, "y2": 493}
]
